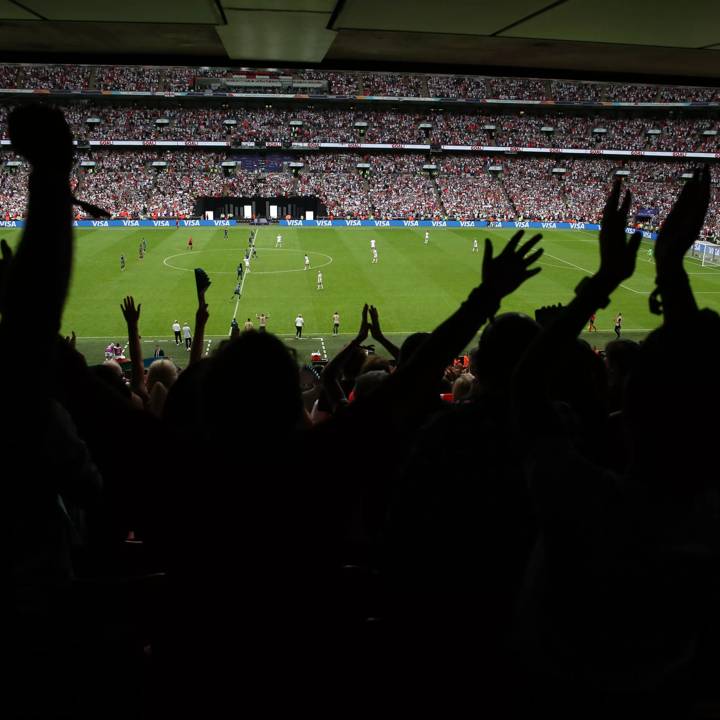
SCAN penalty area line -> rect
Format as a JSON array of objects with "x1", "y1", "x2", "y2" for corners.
[{"x1": 542, "y1": 251, "x2": 648, "y2": 295}]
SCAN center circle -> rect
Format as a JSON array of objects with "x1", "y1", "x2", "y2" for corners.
[{"x1": 162, "y1": 248, "x2": 333, "y2": 275}]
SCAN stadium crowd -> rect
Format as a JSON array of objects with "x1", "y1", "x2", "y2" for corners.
[
  {"x1": 0, "y1": 102, "x2": 716, "y2": 153},
  {"x1": 0, "y1": 62, "x2": 718, "y2": 103},
  {"x1": 1, "y1": 145, "x2": 719, "y2": 233},
  {"x1": 7, "y1": 103, "x2": 720, "y2": 719}
]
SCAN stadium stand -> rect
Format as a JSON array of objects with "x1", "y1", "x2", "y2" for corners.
[{"x1": 0, "y1": 62, "x2": 716, "y2": 103}]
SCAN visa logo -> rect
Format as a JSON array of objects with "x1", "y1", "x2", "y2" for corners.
[
  {"x1": 213, "y1": 220, "x2": 230, "y2": 226},
  {"x1": 515, "y1": 221, "x2": 530, "y2": 229},
  {"x1": 541, "y1": 222, "x2": 557, "y2": 229},
  {"x1": 183, "y1": 220, "x2": 200, "y2": 227},
  {"x1": 431, "y1": 221, "x2": 446, "y2": 227},
  {"x1": 287, "y1": 220, "x2": 303, "y2": 226},
  {"x1": 460, "y1": 221, "x2": 475, "y2": 227},
  {"x1": 570, "y1": 222, "x2": 585, "y2": 230},
  {"x1": 346, "y1": 220, "x2": 362, "y2": 226},
  {"x1": 122, "y1": 220, "x2": 139, "y2": 227},
  {"x1": 317, "y1": 220, "x2": 332, "y2": 226},
  {"x1": 374, "y1": 221, "x2": 390, "y2": 227},
  {"x1": 153, "y1": 220, "x2": 170, "y2": 227},
  {"x1": 92, "y1": 220, "x2": 109, "y2": 227},
  {"x1": 403, "y1": 221, "x2": 419, "y2": 226}
]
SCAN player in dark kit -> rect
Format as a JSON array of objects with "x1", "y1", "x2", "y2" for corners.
[
  {"x1": 588, "y1": 313, "x2": 597, "y2": 332},
  {"x1": 224, "y1": 227, "x2": 228, "y2": 239},
  {"x1": 237, "y1": 262, "x2": 243, "y2": 279},
  {"x1": 614, "y1": 312, "x2": 623, "y2": 338}
]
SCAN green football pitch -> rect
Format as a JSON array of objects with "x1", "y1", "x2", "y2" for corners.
[{"x1": 5, "y1": 225, "x2": 720, "y2": 364}]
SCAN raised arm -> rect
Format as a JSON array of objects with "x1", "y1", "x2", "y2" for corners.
[
  {"x1": 120, "y1": 296, "x2": 149, "y2": 403},
  {"x1": 651, "y1": 165, "x2": 711, "y2": 326},
  {"x1": 513, "y1": 180, "x2": 642, "y2": 428},
  {"x1": 369, "y1": 305, "x2": 400, "y2": 360},
  {"x1": 0, "y1": 106, "x2": 74, "y2": 361},
  {"x1": 190, "y1": 291, "x2": 209, "y2": 365}
]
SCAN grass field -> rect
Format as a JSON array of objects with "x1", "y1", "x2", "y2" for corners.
[{"x1": 6, "y1": 225, "x2": 720, "y2": 364}]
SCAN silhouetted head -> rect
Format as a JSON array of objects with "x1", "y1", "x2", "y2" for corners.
[
  {"x1": 625, "y1": 309, "x2": 720, "y2": 484},
  {"x1": 398, "y1": 332, "x2": 430, "y2": 368},
  {"x1": 353, "y1": 369, "x2": 389, "y2": 401},
  {"x1": 471, "y1": 313, "x2": 541, "y2": 394},
  {"x1": 604, "y1": 338, "x2": 641, "y2": 412},
  {"x1": 546, "y1": 339, "x2": 608, "y2": 446},
  {"x1": 163, "y1": 359, "x2": 209, "y2": 432},
  {"x1": 202, "y1": 331, "x2": 303, "y2": 443},
  {"x1": 93, "y1": 362, "x2": 130, "y2": 400}
]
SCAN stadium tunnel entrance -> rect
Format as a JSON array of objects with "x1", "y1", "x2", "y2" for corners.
[{"x1": 195, "y1": 195, "x2": 326, "y2": 221}]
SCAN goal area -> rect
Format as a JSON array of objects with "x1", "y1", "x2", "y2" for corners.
[{"x1": 688, "y1": 241, "x2": 720, "y2": 267}]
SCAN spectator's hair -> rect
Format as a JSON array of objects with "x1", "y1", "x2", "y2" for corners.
[
  {"x1": 353, "y1": 369, "x2": 389, "y2": 400},
  {"x1": 102, "y1": 358, "x2": 124, "y2": 377},
  {"x1": 452, "y1": 373, "x2": 476, "y2": 403},
  {"x1": 147, "y1": 358, "x2": 178, "y2": 393},
  {"x1": 359, "y1": 355, "x2": 393, "y2": 376}
]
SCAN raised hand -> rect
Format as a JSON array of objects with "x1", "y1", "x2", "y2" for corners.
[
  {"x1": 8, "y1": 104, "x2": 74, "y2": 176},
  {"x1": 482, "y1": 231, "x2": 543, "y2": 299},
  {"x1": 64, "y1": 330, "x2": 77, "y2": 350},
  {"x1": 598, "y1": 179, "x2": 642, "y2": 285},
  {"x1": 356, "y1": 303, "x2": 370, "y2": 343},
  {"x1": 368, "y1": 303, "x2": 400, "y2": 358},
  {"x1": 120, "y1": 296, "x2": 141, "y2": 327},
  {"x1": 196, "y1": 299, "x2": 210, "y2": 327},
  {"x1": 654, "y1": 165, "x2": 711, "y2": 272},
  {"x1": 369, "y1": 304, "x2": 383, "y2": 338}
]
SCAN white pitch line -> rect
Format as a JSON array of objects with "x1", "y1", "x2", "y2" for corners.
[
  {"x1": 542, "y1": 251, "x2": 648, "y2": 294},
  {"x1": 77, "y1": 329, "x2": 666, "y2": 340},
  {"x1": 229, "y1": 228, "x2": 259, "y2": 332}
]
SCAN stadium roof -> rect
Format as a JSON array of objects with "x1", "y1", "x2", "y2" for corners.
[{"x1": 0, "y1": 0, "x2": 717, "y2": 83}]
